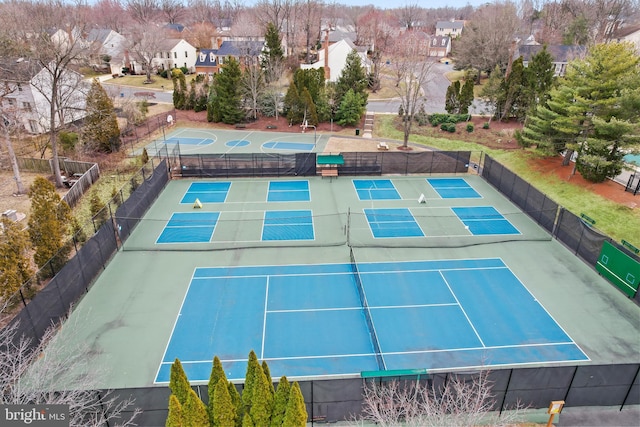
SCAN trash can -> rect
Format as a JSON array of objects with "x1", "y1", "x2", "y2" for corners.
[{"x1": 355, "y1": 128, "x2": 360, "y2": 136}]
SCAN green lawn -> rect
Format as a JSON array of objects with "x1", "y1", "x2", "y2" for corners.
[
  {"x1": 109, "y1": 75, "x2": 173, "y2": 90},
  {"x1": 375, "y1": 115, "x2": 640, "y2": 246}
]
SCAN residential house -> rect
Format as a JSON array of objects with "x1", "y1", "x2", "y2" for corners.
[
  {"x1": 86, "y1": 29, "x2": 128, "y2": 75},
  {"x1": 435, "y1": 20, "x2": 464, "y2": 38},
  {"x1": 427, "y1": 35, "x2": 451, "y2": 57},
  {"x1": 516, "y1": 44, "x2": 587, "y2": 76},
  {"x1": 611, "y1": 24, "x2": 640, "y2": 53},
  {"x1": 301, "y1": 34, "x2": 369, "y2": 82},
  {"x1": 152, "y1": 39, "x2": 197, "y2": 73},
  {"x1": 195, "y1": 48, "x2": 218, "y2": 76},
  {"x1": 0, "y1": 58, "x2": 87, "y2": 134},
  {"x1": 213, "y1": 37, "x2": 265, "y2": 69}
]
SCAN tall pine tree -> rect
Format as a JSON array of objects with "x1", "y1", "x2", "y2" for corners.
[
  {"x1": 262, "y1": 361, "x2": 275, "y2": 396},
  {"x1": 210, "y1": 57, "x2": 244, "y2": 124},
  {"x1": 83, "y1": 79, "x2": 120, "y2": 153},
  {"x1": 166, "y1": 394, "x2": 183, "y2": 427},
  {"x1": 242, "y1": 350, "x2": 260, "y2": 410},
  {"x1": 28, "y1": 177, "x2": 71, "y2": 275},
  {"x1": 282, "y1": 382, "x2": 307, "y2": 426},
  {"x1": 169, "y1": 359, "x2": 191, "y2": 406},
  {"x1": 263, "y1": 22, "x2": 284, "y2": 84},
  {"x1": 208, "y1": 356, "x2": 228, "y2": 425},
  {"x1": 0, "y1": 218, "x2": 32, "y2": 299},
  {"x1": 228, "y1": 382, "x2": 243, "y2": 427},
  {"x1": 270, "y1": 377, "x2": 290, "y2": 427},
  {"x1": 335, "y1": 50, "x2": 368, "y2": 108},
  {"x1": 213, "y1": 380, "x2": 236, "y2": 427},
  {"x1": 183, "y1": 388, "x2": 209, "y2": 427},
  {"x1": 249, "y1": 362, "x2": 273, "y2": 426}
]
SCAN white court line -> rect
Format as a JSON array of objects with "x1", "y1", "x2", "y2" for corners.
[
  {"x1": 440, "y1": 270, "x2": 486, "y2": 347},
  {"x1": 261, "y1": 276, "x2": 269, "y2": 360}
]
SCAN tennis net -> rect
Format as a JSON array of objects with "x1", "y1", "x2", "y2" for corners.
[{"x1": 350, "y1": 247, "x2": 386, "y2": 371}]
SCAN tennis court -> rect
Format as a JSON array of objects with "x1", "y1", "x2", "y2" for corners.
[
  {"x1": 155, "y1": 257, "x2": 587, "y2": 383},
  {"x1": 145, "y1": 127, "x2": 329, "y2": 155},
  {"x1": 49, "y1": 173, "x2": 640, "y2": 389}
]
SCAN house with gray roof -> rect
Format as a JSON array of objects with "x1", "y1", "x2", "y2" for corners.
[
  {"x1": 86, "y1": 29, "x2": 127, "y2": 74},
  {"x1": 195, "y1": 49, "x2": 218, "y2": 76},
  {"x1": 436, "y1": 20, "x2": 465, "y2": 38},
  {"x1": 0, "y1": 57, "x2": 87, "y2": 134},
  {"x1": 152, "y1": 38, "x2": 197, "y2": 73},
  {"x1": 516, "y1": 44, "x2": 587, "y2": 76}
]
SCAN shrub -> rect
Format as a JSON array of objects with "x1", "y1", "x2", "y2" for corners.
[
  {"x1": 59, "y1": 131, "x2": 78, "y2": 153},
  {"x1": 483, "y1": 122, "x2": 490, "y2": 129},
  {"x1": 466, "y1": 123, "x2": 474, "y2": 133},
  {"x1": 440, "y1": 123, "x2": 456, "y2": 132},
  {"x1": 180, "y1": 66, "x2": 189, "y2": 75},
  {"x1": 429, "y1": 113, "x2": 469, "y2": 127},
  {"x1": 159, "y1": 69, "x2": 169, "y2": 78}
]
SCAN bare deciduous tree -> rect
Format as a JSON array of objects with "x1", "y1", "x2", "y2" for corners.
[
  {"x1": 357, "y1": 371, "x2": 527, "y2": 427},
  {"x1": 5, "y1": 0, "x2": 93, "y2": 188},
  {"x1": 126, "y1": 0, "x2": 160, "y2": 24},
  {"x1": 454, "y1": 2, "x2": 521, "y2": 83},
  {"x1": 388, "y1": 32, "x2": 434, "y2": 148},
  {"x1": 126, "y1": 25, "x2": 166, "y2": 83},
  {"x1": 161, "y1": 0, "x2": 186, "y2": 24},
  {"x1": 0, "y1": 319, "x2": 141, "y2": 426}
]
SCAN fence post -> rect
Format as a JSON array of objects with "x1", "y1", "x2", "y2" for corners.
[
  {"x1": 620, "y1": 364, "x2": 640, "y2": 410},
  {"x1": 562, "y1": 365, "x2": 579, "y2": 403},
  {"x1": 499, "y1": 368, "x2": 513, "y2": 415}
]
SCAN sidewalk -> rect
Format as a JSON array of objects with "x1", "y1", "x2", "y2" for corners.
[{"x1": 558, "y1": 405, "x2": 640, "y2": 426}]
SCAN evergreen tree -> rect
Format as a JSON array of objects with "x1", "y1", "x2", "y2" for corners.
[
  {"x1": 445, "y1": 81, "x2": 461, "y2": 114},
  {"x1": 183, "y1": 388, "x2": 209, "y2": 427},
  {"x1": 166, "y1": 394, "x2": 183, "y2": 427},
  {"x1": 89, "y1": 190, "x2": 108, "y2": 228},
  {"x1": 261, "y1": 361, "x2": 274, "y2": 396},
  {"x1": 208, "y1": 356, "x2": 227, "y2": 425},
  {"x1": 0, "y1": 218, "x2": 33, "y2": 299},
  {"x1": 522, "y1": 42, "x2": 640, "y2": 181},
  {"x1": 83, "y1": 79, "x2": 120, "y2": 153},
  {"x1": 336, "y1": 89, "x2": 365, "y2": 126},
  {"x1": 207, "y1": 82, "x2": 221, "y2": 123},
  {"x1": 300, "y1": 87, "x2": 318, "y2": 126},
  {"x1": 480, "y1": 65, "x2": 504, "y2": 121},
  {"x1": 169, "y1": 359, "x2": 191, "y2": 406},
  {"x1": 498, "y1": 56, "x2": 526, "y2": 121},
  {"x1": 523, "y1": 44, "x2": 555, "y2": 113},
  {"x1": 228, "y1": 382, "x2": 243, "y2": 427},
  {"x1": 241, "y1": 413, "x2": 254, "y2": 427},
  {"x1": 335, "y1": 50, "x2": 368, "y2": 108},
  {"x1": 172, "y1": 69, "x2": 188, "y2": 110},
  {"x1": 28, "y1": 177, "x2": 71, "y2": 274},
  {"x1": 70, "y1": 216, "x2": 87, "y2": 244},
  {"x1": 242, "y1": 350, "x2": 260, "y2": 410},
  {"x1": 282, "y1": 382, "x2": 307, "y2": 426},
  {"x1": 269, "y1": 377, "x2": 290, "y2": 427},
  {"x1": 249, "y1": 362, "x2": 273, "y2": 426},
  {"x1": 284, "y1": 82, "x2": 303, "y2": 125},
  {"x1": 460, "y1": 79, "x2": 475, "y2": 115},
  {"x1": 212, "y1": 57, "x2": 244, "y2": 124},
  {"x1": 185, "y1": 80, "x2": 197, "y2": 111},
  {"x1": 263, "y1": 22, "x2": 284, "y2": 84},
  {"x1": 213, "y1": 379, "x2": 236, "y2": 427}
]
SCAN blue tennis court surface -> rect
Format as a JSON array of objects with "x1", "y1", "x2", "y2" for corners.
[
  {"x1": 267, "y1": 180, "x2": 310, "y2": 202},
  {"x1": 164, "y1": 137, "x2": 214, "y2": 146},
  {"x1": 226, "y1": 139, "x2": 250, "y2": 147},
  {"x1": 428, "y1": 177, "x2": 482, "y2": 198},
  {"x1": 157, "y1": 212, "x2": 220, "y2": 243},
  {"x1": 353, "y1": 179, "x2": 401, "y2": 200},
  {"x1": 453, "y1": 206, "x2": 520, "y2": 235},
  {"x1": 262, "y1": 210, "x2": 314, "y2": 241},
  {"x1": 365, "y1": 208, "x2": 424, "y2": 238},
  {"x1": 155, "y1": 258, "x2": 588, "y2": 383},
  {"x1": 263, "y1": 141, "x2": 315, "y2": 151},
  {"x1": 180, "y1": 182, "x2": 231, "y2": 204}
]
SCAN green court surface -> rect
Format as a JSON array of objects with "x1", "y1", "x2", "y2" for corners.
[
  {"x1": 52, "y1": 175, "x2": 640, "y2": 389},
  {"x1": 144, "y1": 127, "x2": 331, "y2": 155}
]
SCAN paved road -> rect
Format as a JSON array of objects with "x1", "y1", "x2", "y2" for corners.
[{"x1": 368, "y1": 61, "x2": 452, "y2": 114}]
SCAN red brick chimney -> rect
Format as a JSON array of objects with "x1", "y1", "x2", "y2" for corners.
[{"x1": 324, "y1": 29, "x2": 330, "y2": 80}]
